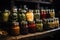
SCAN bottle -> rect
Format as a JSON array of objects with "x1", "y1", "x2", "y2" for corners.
[
  {"x1": 3, "y1": 9, "x2": 10, "y2": 22},
  {"x1": 28, "y1": 21, "x2": 36, "y2": 33},
  {"x1": 10, "y1": 22, "x2": 20, "y2": 36},
  {"x1": 36, "y1": 20, "x2": 43, "y2": 32},
  {"x1": 26, "y1": 9, "x2": 34, "y2": 21},
  {"x1": 20, "y1": 21, "x2": 28, "y2": 35}
]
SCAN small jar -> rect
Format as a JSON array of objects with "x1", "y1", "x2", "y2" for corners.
[
  {"x1": 34, "y1": 10, "x2": 40, "y2": 21},
  {"x1": 36, "y1": 20, "x2": 43, "y2": 32},
  {"x1": 20, "y1": 21, "x2": 28, "y2": 35},
  {"x1": 3, "y1": 10, "x2": 10, "y2": 22},
  {"x1": 48, "y1": 19, "x2": 54, "y2": 29},
  {"x1": 10, "y1": 22, "x2": 20, "y2": 36},
  {"x1": 40, "y1": 10, "x2": 46, "y2": 19},
  {"x1": 26, "y1": 9, "x2": 34, "y2": 21},
  {"x1": 54, "y1": 18, "x2": 59, "y2": 28},
  {"x1": 49, "y1": 9, "x2": 55, "y2": 18},
  {"x1": 28, "y1": 21, "x2": 36, "y2": 33}
]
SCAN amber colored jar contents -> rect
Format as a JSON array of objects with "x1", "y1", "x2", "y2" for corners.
[
  {"x1": 11, "y1": 22, "x2": 20, "y2": 36},
  {"x1": 26, "y1": 10, "x2": 34, "y2": 21}
]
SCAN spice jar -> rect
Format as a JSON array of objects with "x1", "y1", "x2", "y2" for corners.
[
  {"x1": 28, "y1": 21, "x2": 36, "y2": 33},
  {"x1": 36, "y1": 20, "x2": 43, "y2": 32},
  {"x1": 20, "y1": 21, "x2": 28, "y2": 35},
  {"x1": 10, "y1": 22, "x2": 20, "y2": 36}
]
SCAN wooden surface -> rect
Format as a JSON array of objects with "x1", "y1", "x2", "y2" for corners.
[{"x1": 7, "y1": 27, "x2": 60, "y2": 40}]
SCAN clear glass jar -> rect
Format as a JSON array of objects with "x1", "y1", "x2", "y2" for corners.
[
  {"x1": 20, "y1": 21, "x2": 28, "y2": 34},
  {"x1": 36, "y1": 20, "x2": 43, "y2": 32},
  {"x1": 11, "y1": 22, "x2": 20, "y2": 36},
  {"x1": 3, "y1": 9, "x2": 10, "y2": 22},
  {"x1": 26, "y1": 9, "x2": 34, "y2": 21},
  {"x1": 28, "y1": 21, "x2": 36, "y2": 33}
]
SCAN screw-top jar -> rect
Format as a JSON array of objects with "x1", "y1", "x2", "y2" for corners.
[
  {"x1": 20, "y1": 21, "x2": 28, "y2": 35},
  {"x1": 54, "y1": 18, "x2": 59, "y2": 28},
  {"x1": 48, "y1": 19, "x2": 54, "y2": 29},
  {"x1": 28, "y1": 21, "x2": 36, "y2": 33},
  {"x1": 3, "y1": 9, "x2": 10, "y2": 22},
  {"x1": 34, "y1": 10, "x2": 40, "y2": 21},
  {"x1": 26, "y1": 9, "x2": 34, "y2": 21},
  {"x1": 49, "y1": 9, "x2": 55, "y2": 18},
  {"x1": 12, "y1": 6, "x2": 18, "y2": 22},
  {"x1": 36, "y1": 20, "x2": 43, "y2": 32},
  {"x1": 40, "y1": 9, "x2": 46, "y2": 19},
  {"x1": 10, "y1": 22, "x2": 20, "y2": 36}
]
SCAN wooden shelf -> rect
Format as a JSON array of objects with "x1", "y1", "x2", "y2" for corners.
[
  {"x1": 7, "y1": 27, "x2": 60, "y2": 40},
  {"x1": 13, "y1": 0, "x2": 51, "y2": 4}
]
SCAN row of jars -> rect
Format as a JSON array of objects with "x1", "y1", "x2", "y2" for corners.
[
  {"x1": 10, "y1": 18, "x2": 59, "y2": 36},
  {"x1": 9, "y1": 20, "x2": 43, "y2": 36},
  {"x1": 1, "y1": 6, "x2": 55, "y2": 23}
]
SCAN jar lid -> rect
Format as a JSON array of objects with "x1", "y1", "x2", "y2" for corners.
[{"x1": 13, "y1": 22, "x2": 19, "y2": 25}]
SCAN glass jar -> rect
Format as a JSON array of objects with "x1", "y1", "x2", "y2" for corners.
[
  {"x1": 34, "y1": 10, "x2": 40, "y2": 21},
  {"x1": 40, "y1": 9, "x2": 46, "y2": 19},
  {"x1": 26, "y1": 9, "x2": 34, "y2": 21},
  {"x1": 3, "y1": 10, "x2": 10, "y2": 22},
  {"x1": 54, "y1": 18, "x2": 59, "y2": 28},
  {"x1": 48, "y1": 19, "x2": 54, "y2": 29},
  {"x1": 49, "y1": 9, "x2": 55, "y2": 18},
  {"x1": 10, "y1": 22, "x2": 20, "y2": 36},
  {"x1": 28, "y1": 21, "x2": 36, "y2": 33},
  {"x1": 36, "y1": 20, "x2": 43, "y2": 32},
  {"x1": 20, "y1": 21, "x2": 28, "y2": 35}
]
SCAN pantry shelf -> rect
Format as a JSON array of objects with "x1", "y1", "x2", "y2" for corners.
[
  {"x1": 7, "y1": 27, "x2": 60, "y2": 40},
  {"x1": 13, "y1": 0, "x2": 51, "y2": 4}
]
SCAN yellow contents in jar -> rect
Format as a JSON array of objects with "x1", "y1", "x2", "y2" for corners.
[
  {"x1": 26, "y1": 11, "x2": 34, "y2": 21},
  {"x1": 3, "y1": 13, "x2": 9, "y2": 22}
]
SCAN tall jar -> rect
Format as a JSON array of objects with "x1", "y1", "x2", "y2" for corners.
[
  {"x1": 28, "y1": 21, "x2": 36, "y2": 33},
  {"x1": 10, "y1": 22, "x2": 20, "y2": 36},
  {"x1": 36, "y1": 20, "x2": 43, "y2": 32},
  {"x1": 20, "y1": 21, "x2": 28, "y2": 35}
]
